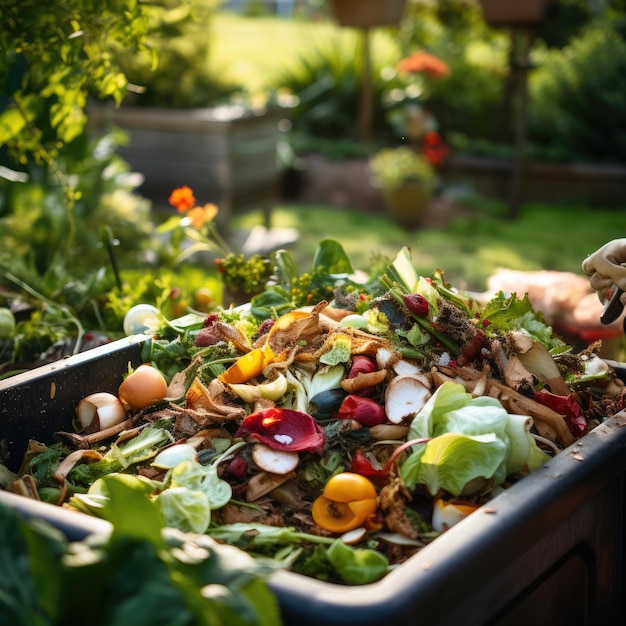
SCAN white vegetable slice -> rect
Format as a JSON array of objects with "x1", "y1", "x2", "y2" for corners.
[
  {"x1": 251, "y1": 444, "x2": 299, "y2": 475},
  {"x1": 340, "y1": 527, "x2": 367, "y2": 545},
  {"x1": 376, "y1": 347, "x2": 401, "y2": 370},
  {"x1": 151, "y1": 443, "x2": 198, "y2": 469},
  {"x1": 431, "y1": 499, "x2": 479, "y2": 532},
  {"x1": 246, "y1": 470, "x2": 295, "y2": 501},
  {"x1": 384, "y1": 375, "x2": 432, "y2": 424},
  {"x1": 77, "y1": 392, "x2": 127, "y2": 432}
]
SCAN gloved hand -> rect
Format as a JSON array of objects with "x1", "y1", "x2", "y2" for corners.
[{"x1": 581, "y1": 238, "x2": 626, "y2": 305}]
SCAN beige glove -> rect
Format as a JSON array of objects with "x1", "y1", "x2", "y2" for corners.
[{"x1": 581, "y1": 238, "x2": 626, "y2": 304}]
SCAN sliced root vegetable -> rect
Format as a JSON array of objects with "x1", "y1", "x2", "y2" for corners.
[
  {"x1": 77, "y1": 392, "x2": 127, "y2": 433},
  {"x1": 502, "y1": 355, "x2": 536, "y2": 391},
  {"x1": 52, "y1": 449, "x2": 103, "y2": 504},
  {"x1": 376, "y1": 347, "x2": 402, "y2": 370},
  {"x1": 377, "y1": 532, "x2": 426, "y2": 547},
  {"x1": 251, "y1": 443, "x2": 299, "y2": 475},
  {"x1": 508, "y1": 331, "x2": 570, "y2": 396},
  {"x1": 151, "y1": 443, "x2": 198, "y2": 469},
  {"x1": 186, "y1": 378, "x2": 246, "y2": 421},
  {"x1": 385, "y1": 375, "x2": 432, "y2": 424},
  {"x1": 431, "y1": 498, "x2": 479, "y2": 532},
  {"x1": 369, "y1": 424, "x2": 410, "y2": 441},
  {"x1": 11, "y1": 475, "x2": 40, "y2": 500},
  {"x1": 392, "y1": 359, "x2": 429, "y2": 380},
  {"x1": 246, "y1": 470, "x2": 296, "y2": 501},
  {"x1": 342, "y1": 369, "x2": 388, "y2": 394},
  {"x1": 340, "y1": 527, "x2": 368, "y2": 545}
]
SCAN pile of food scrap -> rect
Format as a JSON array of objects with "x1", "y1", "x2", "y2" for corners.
[{"x1": 8, "y1": 245, "x2": 626, "y2": 585}]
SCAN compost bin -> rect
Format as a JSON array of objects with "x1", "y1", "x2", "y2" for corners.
[{"x1": 1, "y1": 336, "x2": 625, "y2": 626}]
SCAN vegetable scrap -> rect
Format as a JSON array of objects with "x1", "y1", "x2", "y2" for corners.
[{"x1": 5, "y1": 243, "x2": 626, "y2": 586}]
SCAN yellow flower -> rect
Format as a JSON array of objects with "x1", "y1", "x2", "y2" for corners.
[{"x1": 185, "y1": 203, "x2": 218, "y2": 229}]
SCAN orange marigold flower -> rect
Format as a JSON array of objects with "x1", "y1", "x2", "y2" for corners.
[
  {"x1": 169, "y1": 185, "x2": 196, "y2": 213},
  {"x1": 186, "y1": 203, "x2": 218, "y2": 229},
  {"x1": 397, "y1": 52, "x2": 450, "y2": 78}
]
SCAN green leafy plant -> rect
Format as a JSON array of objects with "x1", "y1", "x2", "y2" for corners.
[
  {"x1": 529, "y1": 25, "x2": 626, "y2": 164},
  {"x1": 216, "y1": 253, "x2": 274, "y2": 297},
  {"x1": 0, "y1": 477, "x2": 281, "y2": 625},
  {"x1": 117, "y1": 0, "x2": 243, "y2": 109},
  {"x1": 369, "y1": 146, "x2": 436, "y2": 190},
  {"x1": 273, "y1": 26, "x2": 408, "y2": 145},
  {"x1": 0, "y1": 0, "x2": 151, "y2": 166}
]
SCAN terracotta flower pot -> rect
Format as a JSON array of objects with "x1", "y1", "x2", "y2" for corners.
[
  {"x1": 382, "y1": 183, "x2": 432, "y2": 230},
  {"x1": 328, "y1": 0, "x2": 407, "y2": 28},
  {"x1": 478, "y1": 0, "x2": 555, "y2": 26}
]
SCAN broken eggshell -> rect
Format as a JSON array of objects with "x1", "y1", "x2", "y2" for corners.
[{"x1": 76, "y1": 392, "x2": 127, "y2": 433}]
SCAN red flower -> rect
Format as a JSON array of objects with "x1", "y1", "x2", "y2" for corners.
[
  {"x1": 421, "y1": 131, "x2": 450, "y2": 167},
  {"x1": 168, "y1": 185, "x2": 196, "y2": 213},
  {"x1": 397, "y1": 52, "x2": 450, "y2": 78},
  {"x1": 235, "y1": 407, "x2": 325, "y2": 455}
]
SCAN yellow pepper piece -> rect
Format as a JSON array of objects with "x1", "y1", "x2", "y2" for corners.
[
  {"x1": 312, "y1": 472, "x2": 378, "y2": 533},
  {"x1": 219, "y1": 344, "x2": 275, "y2": 385}
]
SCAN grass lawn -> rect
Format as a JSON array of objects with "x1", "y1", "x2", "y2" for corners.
[
  {"x1": 232, "y1": 198, "x2": 626, "y2": 292},
  {"x1": 210, "y1": 12, "x2": 401, "y2": 97}
]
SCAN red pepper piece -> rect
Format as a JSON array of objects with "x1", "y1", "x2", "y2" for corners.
[{"x1": 334, "y1": 394, "x2": 386, "y2": 427}]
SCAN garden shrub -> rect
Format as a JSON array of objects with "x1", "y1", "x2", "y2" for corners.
[
  {"x1": 426, "y1": 52, "x2": 506, "y2": 141},
  {"x1": 529, "y1": 25, "x2": 626, "y2": 164},
  {"x1": 0, "y1": 130, "x2": 154, "y2": 287},
  {"x1": 273, "y1": 27, "x2": 409, "y2": 150},
  {"x1": 118, "y1": 0, "x2": 242, "y2": 108}
]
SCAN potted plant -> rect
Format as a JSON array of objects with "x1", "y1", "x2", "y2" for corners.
[
  {"x1": 477, "y1": 0, "x2": 556, "y2": 26},
  {"x1": 369, "y1": 146, "x2": 437, "y2": 229},
  {"x1": 327, "y1": 0, "x2": 407, "y2": 28}
]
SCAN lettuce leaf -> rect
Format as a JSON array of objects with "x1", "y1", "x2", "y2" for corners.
[
  {"x1": 401, "y1": 432, "x2": 508, "y2": 496},
  {"x1": 403, "y1": 382, "x2": 551, "y2": 495}
]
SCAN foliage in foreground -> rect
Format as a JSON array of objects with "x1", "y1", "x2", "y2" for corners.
[{"x1": 0, "y1": 478, "x2": 281, "y2": 626}]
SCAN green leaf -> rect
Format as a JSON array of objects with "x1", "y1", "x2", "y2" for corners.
[
  {"x1": 382, "y1": 246, "x2": 419, "y2": 293},
  {"x1": 0, "y1": 106, "x2": 27, "y2": 144},
  {"x1": 0, "y1": 504, "x2": 66, "y2": 624},
  {"x1": 99, "y1": 474, "x2": 165, "y2": 547},
  {"x1": 156, "y1": 487, "x2": 211, "y2": 534},
  {"x1": 326, "y1": 539, "x2": 388, "y2": 585},
  {"x1": 481, "y1": 292, "x2": 533, "y2": 330},
  {"x1": 408, "y1": 381, "x2": 473, "y2": 440},
  {"x1": 402, "y1": 432, "x2": 508, "y2": 496},
  {"x1": 274, "y1": 248, "x2": 300, "y2": 285},
  {"x1": 311, "y1": 239, "x2": 353, "y2": 275}
]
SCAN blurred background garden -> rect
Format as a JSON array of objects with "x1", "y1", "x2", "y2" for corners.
[{"x1": 2, "y1": 0, "x2": 626, "y2": 371}]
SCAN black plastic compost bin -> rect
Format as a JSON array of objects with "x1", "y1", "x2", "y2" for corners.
[{"x1": 1, "y1": 335, "x2": 626, "y2": 626}]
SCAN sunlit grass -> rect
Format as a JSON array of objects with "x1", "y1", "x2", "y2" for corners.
[
  {"x1": 211, "y1": 12, "x2": 402, "y2": 97},
  {"x1": 232, "y1": 200, "x2": 626, "y2": 292}
]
